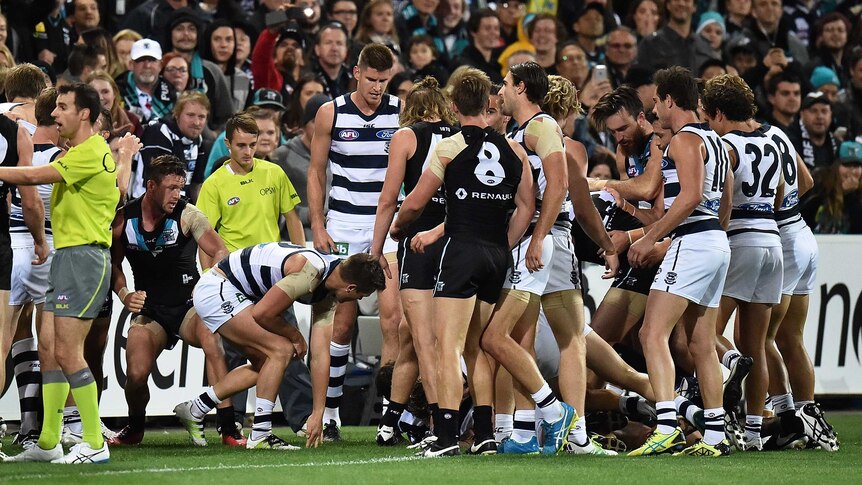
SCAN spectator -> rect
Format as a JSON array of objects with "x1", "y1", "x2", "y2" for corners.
[
  {"x1": 624, "y1": 0, "x2": 662, "y2": 40},
  {"x1": 407, "y1": 35, "x2": 449, "y2": 85},
  {"x1": 795, "y1": 91, "x2": 838, "y2": 169},
  {"x1": 497, "y1": 0, "x2": 526, "y2": 46},
  {"x1": 764, "y1": 70, "x2": 801, "y2": 132},
  {"x1": 135, "y1": 91, "x2": 211, "y2": 200},
  {"x1": 810, "y1": 66, "x2": 841, "y2": 104},
  {"x1": 85, "y1": 70, "x2": 143, "y2": 137},
  {"x1": 275, "y1": 93, "x2": 332, "y2": 240},
  {"x1": 557, "y1": 41, "x2": 611, "y2": 111},
  {"x1": 699, "y1": 58, "x2": 728, "y2": 80},
  {"x1": 734, "y1": 0, "x2": 808, "y2": 68},
  {"x1": 836, "y1": 48, "x2": 862, "y2": 142},
  {"x1": 396, "y1": 0, "x2": 446, "y2": 62},
  {"x1": 116, "y1": 39, "x2": 177, "y2": 125},
  {"x1": 234, "y1": 21, "x2": 258, "y2": 89},
  {"x1": 249, "y1": 0, "x2": 288, "y2": 33},
  {"x1": 436, "y1": 0, "x2": 469, "y2": 60},
  {"x1": 59, "y1": 44, "x2": 106, "y2": 85},
  {"x1": 354, "y1": 0, "x2": 399, "y2": 52},
  {"x1": 282, "y1": 75, "x2": 325, "y2": 136},
  {"x1": 246, "y1": 106, "x2": 282, "y2": 161},
  {"x1": 604, "y1": 27, "x2": 638, "y2": 87},
  {"x1": 587, "y1": 152, "x2": 620, "y2": 180},
  {"x1": 295, "y1": 0, "x2": 324, "y2": 37},
  {"x1": 79, "y1": 28, "x2": 124, "y2": 78},
  {"x1": 724, "y1": 0, "x2": 752, "y2": 37},
  {"x1": 623, "y1": 65, "x2": 657, "y2": 112},
  {"x1": 694, "y1": 11, "x2": 724, "y2": 71},
  {"x1": 782, "y1": 0, "x2": 824, "y2": 46},
  {"x1": 253, "y1": 18, "x2": 307, "y2": 101},
  {"x1": 807, "y1": 12, "x2": 851, "y2": 88},
  {"x1": 160, "y1": 52, "x2": 191, "y2": 93},
  {"x1": 70, "y1": 0, "x2": 102, "y2": 35},
  {"x1": 388, "y1": 71, "x2": 415, "y2": 103},
  {"x1": 571, "y1": 4, "x2": 606, "y2": 68},
  {"x1": 0, "y1": 43, "x2": 13, "y2": 69},
  {"x1": 113, "y1": 29, "x2": 142, "y2": 72},
  {"x1": 306, "y1": 22, "x2": 353, "y2": 98},
  {"x1": 500, "y1": 48, "x2": 536, "y2": 79},
  {"x1": 454, "y1": 8, "x2": 503, "y2": 83},
  {"x1": 725, "y1": 35, "x2": 758, "y2": 77},
  {"x1": 801, "y1": 141, "x2": 862, "y2": 234},
  {"x1": 32, "y1": 1, "x2": 75, "y2": 73},
  {"x1": 636, "y1": 0, "x2": 699, "y2": 72},
  {"x1": 120, "y1": 0, "x2": 202, "y2": 47},
  {"x1": 325, "y1": 0, "x2": 363, "y2": 64},
  {"x1": 201, "y1": 19, "x2": 252, "y2": 113}
]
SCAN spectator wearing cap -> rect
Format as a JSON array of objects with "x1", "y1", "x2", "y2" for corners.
[
  {"x1": 801, "y1": 141, "x2": 862, "y2": 234},
  {"x1": 253, "y1": 15, "x2": 307, "y2": 99},
  {"x1": 354, "y1": 0, "x2": 400, "y2": 53},
  {"x1": 604, "y1": 27, "x2": 638, "y2": 88},
  {"x1": 116, "y1": 38, "x2": 177, "y2": 125},
  {"x1": 165, "y1": 7, "x2": 234, "y2": 131},
  {"x1": 305, "y1": 22, "x2": 353, "y2": 98},
  {"x1": 794, "y1": 91, "x2": 837, "y2": 169},
  {"x1": 810, "y1": 66, "x2": 841, "y2": 104},
  {"x1": 201, "y1": 19, "x2": 253, "y2": 113},
  {"x1": 275, "y1": 93, "x2": 333, "y2": 240},
  {"x1": 806, "y1": 13, "x2": 852, "y2": 89},
  {"x1": 120, "y1": 0, "x2": 203, "y2": 47},
  {"x1": 693, "y1": 11, "x2": 724, "y2": 72},
  {"x1": 636, "y1": 0, "x2": 699, "y2": 72},
  {"x1": 454, "y1": 8, "x2": 504, "y2": 84},
  {"x1": 571, "y1": 3, "x2": 606, "y2": 69},
  {"x1": 396, "y1": 0, "x2": 447, "y2": 64},
  {"x1": 836, "y1": 49, "x2": 862, "y2": 142}
]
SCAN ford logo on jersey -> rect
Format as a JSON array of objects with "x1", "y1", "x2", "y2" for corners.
[
  {"x1": 227, "y1": 197, "x2": 240, "y2": 206},
  {"x1": 704, "y1": 197, "x2": 721, "y2": 213},
  {"x1": 376, "y1": 129, "x2": 396, "y2": 140},
  {"x1": 739, "y1": 202, "x2": 773, "y2": 212},
  {"x1": 783, "y1": 189, "x2": 799, "y2": 208},
  {"x1": 339, "y1": 129, "x2": 359, "y2": 140}
]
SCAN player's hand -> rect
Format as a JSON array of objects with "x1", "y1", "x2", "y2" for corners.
[
  {"x1": 410, "y1": 229, "x2": 441, "y2": 254},
  {"x1": 601, "y1": 251, "x2": 619, "y2": 279},
  {"x1": 389, "y1": 223, "x2": 404, "y2": 242},
  {"x1": 312, "y1": 227, "x2": 337, "y2": 253},
  {"x1": 290, "y1": 331, "x2": 308, "y2": 359},
  {"x1": 375, "y1": 253, "x2": 391, "y2": 279},
  {"x1": 587, "y1": 177, "x2": 607, "y2": 192},
  {"x1": 628, "y1": 234, "x2": 656, "y2": 269},
  {"x1": 606, "y1": 187, "x2": 625, "y2": 208},
  {"x1": 117, "y1": 133, "x2": 143, "y2": 158},
  {"x1": 642, "y1": 239, "x2": 671, "y2": 268},
  {"x1": 121, "y1": 290, "x2": 147, "y2": 313},
  {"x1": 32, "y1": 240, "x2": 50, "y2": 265},
  {"x1": 305, "y1": 412, "x2": 323, "y2": 448},
  {"x1": 525, "y1": 238, "x2": 544, "y2": 272},
  {"x1": 607, "y1": 230, "x2": 630, "y2": 254}
]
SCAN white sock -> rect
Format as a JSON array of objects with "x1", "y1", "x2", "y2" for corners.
[
  {"x1": 495, "y1": 413, "x2": 513, "y2": 442},
  {"x1": 674, "y1": 395, "x2": 702, "y2": 425},
  {"x1": 795, "y1": 400, "x2": 814, "y2": 410},
  {"x1": 511, "y1": 409, "x2": 536, "y2": 443},
  {"x1": 63, "y1": 406, "x2": 82, "y2": 434},
  {"x1": 744, "y1": 414, "x2": 763, "y2": 440},
  {"x1": 325, "y1": 342, "x2": 350, "y2": 426},
  {"x1": 567, "y1": 415, "x2": 588, "y2": 445},
  {"x1": 251, "y1": 398, "x2": 275, "y2": 441},
  {"x1": 191, "y1": 387, "x2": 221, "y2": 419},
  {"x1": 722, "y1": 349, "x2": 742, "y2": 370},
  {"x1": 773, "y1": 393, "x2": 794, "y2": 415},
  {"x1": 531, "y1": 383, "x2": 563, "y2": 423}
]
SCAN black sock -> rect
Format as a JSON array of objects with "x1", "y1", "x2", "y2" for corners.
[
  {"x1": 217, "y1": 406, "x2": 235, "y2": 433},
  {"x1": 129, "y1": 414, "x2": 145, "y2": 432},
  {"x1": 472, "y1": 405, "x2": 493, "y2": 440},
  {"x1": 381, "y1": 400, "x2": 405, "y2": 428},
  {"x1": 429, "y1": 403, "x2": 439, "y2": 430},
  {"x1": 436, "y1": 408, "x2": 460, "y2": 447}
]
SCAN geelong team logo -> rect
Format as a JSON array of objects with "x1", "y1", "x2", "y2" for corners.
[
  {"x1": 376, "y1": 129, "x2": 395, "y2": 140},
  {"x1": 339, "y1": 129, "x2": 359, "y2": 140},
  {"x1": 664, "y1": 271, "x2": 678, "y2": 285},
  {"x1": 227, "y1": 197, "x2": 240, "y2": 206},
  {"x1": 221, "y1": 301, "x2": 234, "y2": 314},
  {"x1": 509, "y1": 271, "x2": 522, "y2": 284}
]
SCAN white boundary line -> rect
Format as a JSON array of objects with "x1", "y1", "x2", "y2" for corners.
[{"x1": 2, "y1": 455, "x2": 420, "y2": 481}]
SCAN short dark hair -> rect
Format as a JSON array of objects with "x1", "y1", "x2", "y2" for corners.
[
  {"x1": 697, "y1": 58, "x2": 727, "y2": 78},
  {"x1": 449, "y1": 67, "x2": 491, "y2": 116},
  {"x1": 316, "y1": 21, "x2": 348, "y2": 45},
  {"x1": 225, "y1": 113, "x2": 260, "y2": 141},
  {"x1": 98, "y1": 107, "x2": 113, "y2": 134},
  {"x1": 145, "y1": 154, "x2": 187, "y2": 185},
  {"x1": 467, "y1": 8, "x2": 498, "y2": 34},
  {"x1": 623, "y1": 65, "x2": 655, "y2": 89},
  {"x1": 35, "y1": 87, "x2": 58, "y2": 127},
  {"x1": 526, "y1": 13, "x2": 564, "y2": 40},
  {"x1": 406, "y1": 35, "x2": 439, "y2": 59},
  {"x1": 57, "y1": 83, "x2": 101, "y2": 124},
  {"x1": 67, "y1": 44, "x2": 104, "y2": 77},
  {"x1": 654, "y1": 66, "x2": 699, "y2": 111},
  {"x1": 4, "y1": 64, "x2": 47, "y2": 101},
  {"x1": 357, "y1": 42, "x2": 394, "y2": 71},
  {"x1": 340, "y1": 253, "x2": 386, "y2": 294},
  {"x1": 590, "y1": 85, "x2": 645, "y2": 131},
  {"x1": 766, "y1": 71, "x2": 802, "y2": 96},
  {"x1": 509, "y1": 61, "x2": 548, "y2": 105},
  {"x1": 701, "y1": 74, "x2": 756, "y2": 121}
]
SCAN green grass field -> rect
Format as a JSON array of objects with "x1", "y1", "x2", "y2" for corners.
[{"x1": 1, "y1": 413, "x2": 861, "y2": 484}]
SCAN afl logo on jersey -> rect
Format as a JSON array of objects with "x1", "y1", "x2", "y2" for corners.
[
  {"x1": 376, "y1": 129, "x2": 396, "y2": 140},
  {"x1": 227, "y1": 197, "x2": 240, "y2": 206},
  {"x1": 339, "y1": 129, "x2": 360, "y2": 140}
]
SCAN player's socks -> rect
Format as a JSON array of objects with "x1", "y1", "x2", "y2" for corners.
[
  {"x1": 655, "y1": 401, "x2": 677, "y2": 434},
  {"x1": 531, "y1": 383, "x2": 563, "y2": 423},
  {"x1": 674, "y1": 395, "x2": 702, "y2": 425},
  {"x1": 745, "y1": 414, "x2": 763, "y2": 441},
  {"x1": 11, "y1": 338, "x2": 42, "y2": 437},
  {"x1": 37, "y1": 370, "x2": 70, "y2": 449},
  {"x1": 721, "y1": 349, "x2": 741, "y2": 370},
  {"x1": 472, "y1": 405, "x2": 493, "y2": 439},
  {"x1": 325, "y1": 342, "x2": 350, "y2": 425},
  {"x1": 495, "y1": 413, "x2": 513, "y2": 442},
  {"x1": 63, "y1": 406, "x2": 82, "y2": 436},
  {"x1": 794, "y1": 400, "x2": 813, "y2": 410},
  {"x1": 568, "y1": 415, "x2": 589, "y2": 445},
  {"x1": 216, "y1": 406, "x2": 235, "y2": 433},
  {"x1": 511, "y1": 409, "x2": 536, "y2": 442},
  {"x1": 129, "y1": 414, "x2": 146, "y2": 433},
  {"x1": 191, "y1": 387, "x2": 221, "y2": 420},
  {"x1": 250, "y1": 398, "x2": 275, "y2": 441},
  {"x1": 703, "y1": 407, "x2": 726, "y2": 446},
  {"x1": 435, "y1": 408, "x2": 459, "y2": 447},
  {"x1": 67, "y1": 367, "x2": 103, "y2": 448},
  {"x1": 772, "y1": 393, "x2": 794, "y2": 416},
  {"x1": 380, "y1": 400, "x2": 405, "y2": 428}
]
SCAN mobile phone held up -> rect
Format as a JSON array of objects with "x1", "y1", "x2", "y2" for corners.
[{"x1": 593, "y1": 65, "x2": 608, "y2": 84}]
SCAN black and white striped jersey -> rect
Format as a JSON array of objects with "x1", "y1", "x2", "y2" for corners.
[
  {"x1": 662, "y1": 123, "x2": 729, "y2": 225},
  {"x1": 9, "y1": 143, "x2": 59, "y2": 236}
]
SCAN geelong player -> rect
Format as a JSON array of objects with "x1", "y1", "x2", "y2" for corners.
[
  {"x1": 307, "y1": 43, "x2": 402, "y2": 441},
  {"x1": 392, "y1": 67, "x2": 534, "y2": 456}
]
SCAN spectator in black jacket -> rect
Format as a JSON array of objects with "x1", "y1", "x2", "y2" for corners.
[{"x1": 453, "y1": 8, "x2": 503, "y2": 84}]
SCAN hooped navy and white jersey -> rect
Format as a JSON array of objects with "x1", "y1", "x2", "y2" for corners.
[
  {"x1": 510, "y1": 112, "x2": 572, "y2": 225},
  {"x1": 9, "y1": 143, "x2": 59, "y2": 237},
  {"x1": 217, "y1": 242, "x2": 341, "y2": 304},
  {"x1": 401, "y1": 120, "x2": 457, "y2": 235},
  {"x1": 722, "y1": 129, "x2": 781, "y2": 246},
  {"x1": 327, "y1": 93, "x2": 401, "y2": 226},
  {"x1": 761, "y1": 123, "x2": 805, "y2": 230},
  {"x1": 663, "y1": 123, "x2": 729, "y2": 225}
]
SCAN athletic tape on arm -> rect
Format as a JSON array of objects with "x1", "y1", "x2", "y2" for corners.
[
  {"x1": 527, "y1": 118, "x2": 564, "y2": 159},
  {"x1": 274, "y1": 258, "x2": 322, "y2": 300}
]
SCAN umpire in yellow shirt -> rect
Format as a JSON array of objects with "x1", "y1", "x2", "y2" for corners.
[{"x1": 0, "y1": 83, "x2": 142, "y2": 464}]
